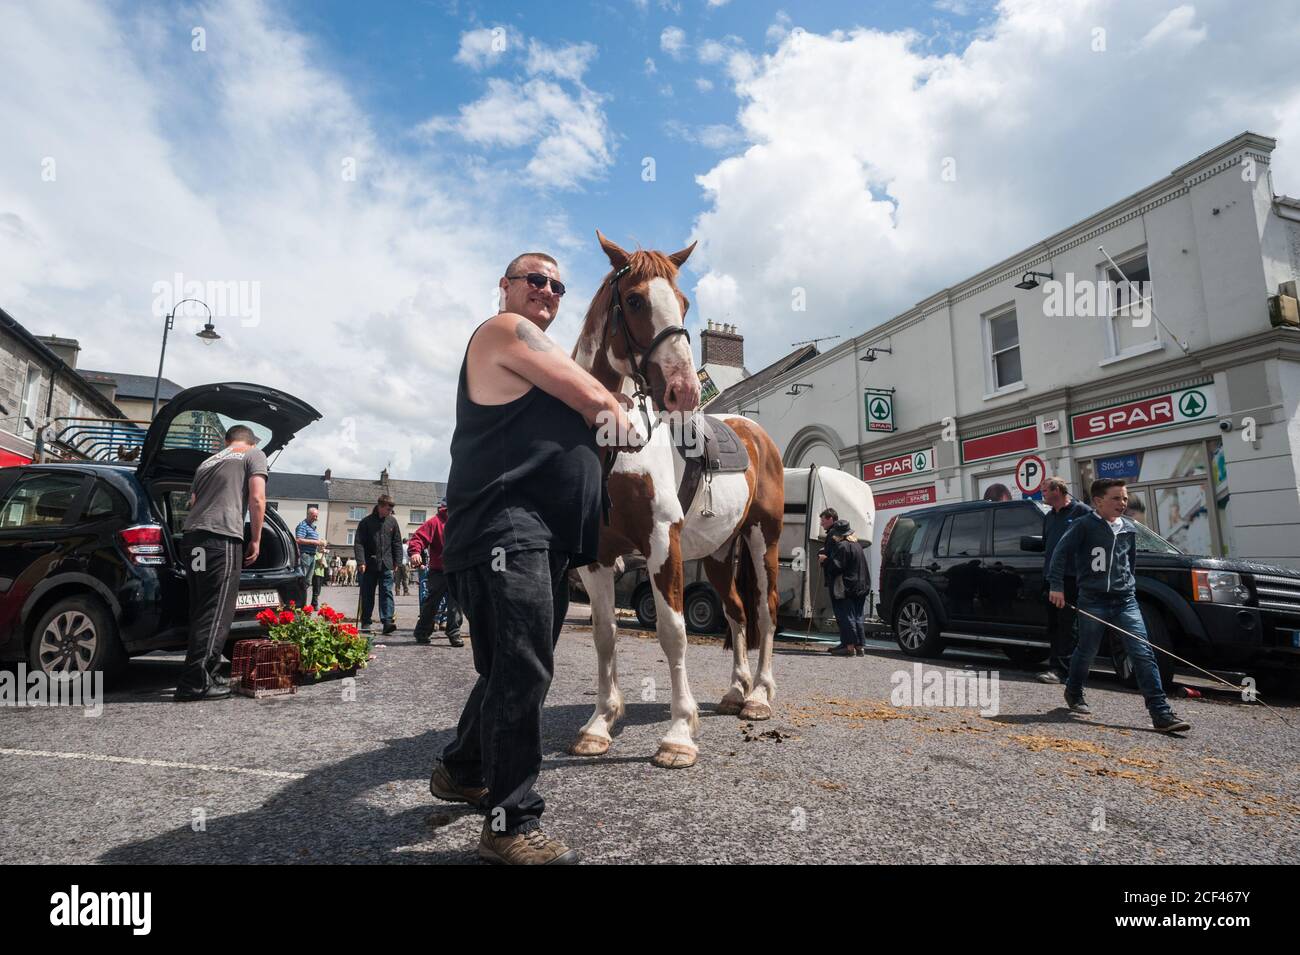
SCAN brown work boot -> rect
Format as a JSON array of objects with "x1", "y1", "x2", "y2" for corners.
[
  {"x1": 478, "y1": 821, "x2": 579, "y2": 865},
  {"x1": 429, "y1": 760, "x2": 488, "y2": 808}
]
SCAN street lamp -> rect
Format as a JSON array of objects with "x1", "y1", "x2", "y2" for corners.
[{"x1": 153, "y1": 298, "x2": 220, "y2": 419}]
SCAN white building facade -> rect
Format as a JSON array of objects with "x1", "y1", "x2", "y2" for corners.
[{"x1": 708, "y1": 132, "x2": 1300, "y2": 588}]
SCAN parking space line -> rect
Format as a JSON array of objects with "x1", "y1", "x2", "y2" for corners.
[{"x1": 0, "y1": 747, "x2": 306, "y2": 780}]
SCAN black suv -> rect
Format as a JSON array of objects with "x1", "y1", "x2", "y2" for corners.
[
  {"x1": 0, "y1": 382, "x2": 321, "y2": 678},
  {"x1": 878, "y1": 499, "x2": 1300, "y2": 686}
]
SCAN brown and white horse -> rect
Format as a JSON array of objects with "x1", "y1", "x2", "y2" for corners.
[{"x1": 570, "y1": 231, "x2": 785, "y2": 769}]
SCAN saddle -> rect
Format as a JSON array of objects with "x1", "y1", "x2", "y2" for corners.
[{"x1": 676, "y1": 414, "x2": 750, "y2": 516}]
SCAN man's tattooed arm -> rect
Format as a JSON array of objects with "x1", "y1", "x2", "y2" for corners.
[{"x1": 515, "y1": 318, "x2": 555, "y2": 352}]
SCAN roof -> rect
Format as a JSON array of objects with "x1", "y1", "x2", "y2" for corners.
[
  {"x1": 0, "y1": 307, "x2": 126, "y2": 420},
  {"x1": 80, "y1": 369, "x2": 185, "y2": 401},
  {"x1": 266, "y1": 471, "x2": 328, "y2": 501},
  {"x1": 326, "y1": 476, "x2": 447, "y2": 506},
  {"x1": 700, "y1": 362, "x2": 749, "y2": 394},
  {"x1": 705, "y1": 343, "x2": 819, "y2": 412}
]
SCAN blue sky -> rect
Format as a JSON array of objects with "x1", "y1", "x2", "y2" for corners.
[{"x1": 3, "y1": 1, "x2": 1300, "y2": 479}]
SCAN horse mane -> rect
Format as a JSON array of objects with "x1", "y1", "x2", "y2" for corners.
[{"x1": 573, "y1": 248, "x2": 683, "y2": 359}]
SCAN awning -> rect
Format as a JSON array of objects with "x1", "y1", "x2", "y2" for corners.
[{"x1": 0, "y1": 449, "x2": 33, "y2": 468}]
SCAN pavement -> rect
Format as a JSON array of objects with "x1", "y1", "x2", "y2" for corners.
[{"x1": 2, "y1": 583, "x2": 1298, "y2": 864}]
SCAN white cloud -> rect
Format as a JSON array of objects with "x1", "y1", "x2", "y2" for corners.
[
  {"x1": 687, "y1": 0, "x2": 1300, "y2": 369},
  {"x1": 644, "y1": 56, "x2": 657, "y2": 75},
  {"x1": 664, "y1": 119, "x2": 743, "y2": 150},
  {"x1": 0, "y1": 0, "x2": 596, "y2": 481},
  {"x1": 766, "y1": 11, "x2": 792, "y2": 45},
  {"x1": 1138, "y1": 4, "x2": 1207, "y2": 51},
  {"x1": 525, "y1": 39, "x2": 598, "y2": 81},
  {"x1": 660, "y1": 26, "x2": 687, "y2": 58},
  {"x1": 695, "y1": 77, "x2": 714, "y2": 92},
  {"x1": 454, "y1": 26, "x2": 518, "y2": 70},
  {"x1": 697, "y1": 39, "x2": 728, "y2": 64}
]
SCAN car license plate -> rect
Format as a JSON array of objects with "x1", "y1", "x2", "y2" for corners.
[{"x1": 236, "y1": 590, "x2": 280, "y2": 610}]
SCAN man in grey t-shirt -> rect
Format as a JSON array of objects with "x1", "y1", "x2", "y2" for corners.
[{"x1": 176, "y1": 424, "x2": 269, "y2": 701}]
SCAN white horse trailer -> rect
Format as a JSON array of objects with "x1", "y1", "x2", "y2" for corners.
[{"x1": 776, "y1": 465, "x2": 876, "y2": 636}]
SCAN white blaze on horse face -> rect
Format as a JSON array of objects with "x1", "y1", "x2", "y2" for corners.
[{"x1": 646, "y1": 277, "x2": 700, "y2": 411}]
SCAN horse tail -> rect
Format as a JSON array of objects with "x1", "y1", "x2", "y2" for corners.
[{"x1": 736, "y1": 531, "x2": 763, "y2": 651}]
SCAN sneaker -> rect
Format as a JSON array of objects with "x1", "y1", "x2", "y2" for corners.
[
  {"x1": 1153, "y1": 712, "x2": 1191, "y2": 734},
  {"x1": 413, "y1": 631, "x2": 431, "y2": 645},
  {"x1": 478, "y1": 821, "x2": 578, "y2": 865},
  {"x1": 429, "y1": 760, "x2": 488, "y2": 808},
  {"x1": 1036, "y1": 670, "x2": 1063, "y2": 684},
  {"x1": 174, "y1": 682, "x2": 232, "y2": 703},
  {"x1": 1064, "y1": 689, "x2": 1091, "y2": 714}
]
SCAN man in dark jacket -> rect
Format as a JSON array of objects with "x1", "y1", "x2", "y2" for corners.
[
  {"x1": 354, "y1": 493, "x2": 403, "y2": 634},
  {"x1": 818, "y1": 508, "x2": 872, "y2": 657},
  {"x1": 1037, "y1": 477, "x2": 1092, "y2": 684},
  {"x1": 1048, "y1": 478, "x2": 1190, "y2": 734},
  {"x1": 409, "y1": 499, "x2": 462, "y2": 647}
]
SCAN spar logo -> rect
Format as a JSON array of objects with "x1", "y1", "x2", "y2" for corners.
[
  {"x1": 1070, "y1": 387, "x2": 1215, "y2": 442},
  {"x1": 864, "y1": 447, "x2": 934, "y2": 482}
]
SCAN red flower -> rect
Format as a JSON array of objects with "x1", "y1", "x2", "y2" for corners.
[
  {"x1": 303, "y1": 605, "x2": 314, "y2": 614},
  {"x1": 279, "y1": 610, "x2": 295, "y2": 625}
]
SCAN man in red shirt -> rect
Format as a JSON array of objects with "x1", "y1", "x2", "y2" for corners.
[{"x1": 409, "y1": 499, "x2": 462, "y2": 647}]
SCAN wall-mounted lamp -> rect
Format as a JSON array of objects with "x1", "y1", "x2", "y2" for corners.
[
  {"x1": 860, "y1": 346, "x2": 893, "y2": 362},
  {"x1": 1014, "y1": 270, "x2": 1054, "y2": 290},
  {"x1": 785, "y1": 383, "x2": 814, "y2": 397}
]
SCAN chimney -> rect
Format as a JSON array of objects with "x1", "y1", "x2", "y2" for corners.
[
  {"x1": 36, "y1": 335, "x2": 81, "y2": 369},
  {"x1": 700, "y1": 321, "x2": 744, "y2": 368},
  {"x1": 380, "y1": 468, "x2": 389, "y2": 486}
]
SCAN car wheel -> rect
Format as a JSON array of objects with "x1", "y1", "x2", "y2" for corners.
[
  {"x1": 1109, "y1": 601, "x2": 1175, "y2": 690},
  {"x1": 684, "y1": 586, "x2": 722, "y2": 634},
  {"x1": 633, "y1": 584, "x2": 657, "y2": 629},
  {"x1": 28, "y1": 596, "x2": 126, "y2": 680},
  {"x1": 893, "y1": 594, "x2": 944, "y2": 657}
]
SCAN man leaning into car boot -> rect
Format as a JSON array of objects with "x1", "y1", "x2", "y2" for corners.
[
  {"x1": 176, "y1": 424, "x2": 268, "y2": 702},
  {"x1": 1048, "y1": 478, "x2": 1191, "y2": 734}
]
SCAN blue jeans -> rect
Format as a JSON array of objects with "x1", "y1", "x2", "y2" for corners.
[
  {"x1": 1067, "y1": 592, "x2": 1172, "y2": 718},
  {"x1": 358, "y1": 567, "x2": 395, "y2": 626},
  {"x1": 831, "y1": 594, "x2": 867, "y2": 647}
]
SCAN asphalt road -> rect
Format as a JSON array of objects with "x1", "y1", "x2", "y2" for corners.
[{"x1": 2, "y1": 584, "x2": 1298, "y2": 864}]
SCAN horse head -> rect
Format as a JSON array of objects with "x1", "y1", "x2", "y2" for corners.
[{"x1": 579, "y1": 230, "x2": 702, "y2": 415}]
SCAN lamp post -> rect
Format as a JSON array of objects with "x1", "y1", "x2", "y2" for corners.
[{"x1": 153, "y1": 298, "x2": 220, "y2": 419}]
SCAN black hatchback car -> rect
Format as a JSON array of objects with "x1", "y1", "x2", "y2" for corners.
[
  {"x1": 0, "y1": 382, "x2": 321, "y2": 678},
  {"x1": 878, "y1": 499, "x2": 1300, "y2": 686}
]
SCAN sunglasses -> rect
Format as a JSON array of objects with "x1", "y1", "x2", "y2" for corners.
[{"x1": 507, "y1": 272, "x2": 566, "y2": 297}]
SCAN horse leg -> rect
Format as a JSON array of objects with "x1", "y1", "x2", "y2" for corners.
[
  {"x1": 702, "y1": 550, "x2": 750, "y2": 715},
  {"x1": 570, "y1": 563, "x2": 624, "y2": 756},
  {"x1": 648, "y1": 522, "x2": 700, "y2": 769},
  {"x1": 740, "y1": 524, "x2": 780, "y2": 721}
]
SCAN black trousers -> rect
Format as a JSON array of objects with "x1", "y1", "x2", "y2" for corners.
[
  {"x1": 180, "y1": 531, "x2": 243, "y2": 693},
  {"x1": 1045, "y1": 575, "x2": 1079, "y2": 676},
  {"x1": 415, "y1": 568, "x2": 461, "y2": 639},
  {"x1": 442, "y1": 549, "x2": 570, "y2": 835}
]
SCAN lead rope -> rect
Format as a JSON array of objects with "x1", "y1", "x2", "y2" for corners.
[{"x1": 1068, "y1": 602, "x2": 1293, "y2": 729}]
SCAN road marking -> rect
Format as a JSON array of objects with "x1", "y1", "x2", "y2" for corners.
[{"x1": 0, "y1": 747, "x2": 305, "y2": 780}]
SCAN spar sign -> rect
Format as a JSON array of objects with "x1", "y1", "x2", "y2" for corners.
[
  {"x1": 863, "y1": 447, "x2": 935, "y2": 483},
  {"x1": 865, "y1": 389, "x2": 895, "y2": 433},
  {"x1": 1070, "y1": 386, "x2": 1216, "y2": 443}
]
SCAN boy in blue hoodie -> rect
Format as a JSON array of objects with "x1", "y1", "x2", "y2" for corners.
[{"x1": 1048, "y1": 478, "x2": 1191, "y2": 734}]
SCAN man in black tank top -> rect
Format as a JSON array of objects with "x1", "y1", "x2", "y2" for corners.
[{"x1": 430, "y1": 251, "x2": 640, "y2": 865}]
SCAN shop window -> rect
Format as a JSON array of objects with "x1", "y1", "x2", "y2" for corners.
[
  {"x1": 1104, "y1": 252, "x2": 1159, "y2": 357},
  {"x1": 985, "y1": 309, "x2": 1022, "y2": 391}
]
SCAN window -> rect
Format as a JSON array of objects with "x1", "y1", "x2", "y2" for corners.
[
  {"x1": 885, "y1": 516, "x2": 934, "y2": 566},
  {"x1": 0, "y1": 472, "x2": 84, "y2": 528},
  {"x1": 409, "y1": 509, "x2": 426, "y2": 524},
  {"x1": 941, "y1": 511, "x2": 986, "y2": 557},
  {"x1": 346, "y1": 530, "x2": 355, "y2": 545},
  {"x1": 1104, "y1": 252, "x2": 1158, "y2": 356},
  {"x1": 82, "y1": 482, "x2": 125, "y2": 522},
  {"x1": 348, "y1": 506, "x2": 366, "y2": 520},
  {"x1": 986, "y1": 310, "x2": 1022, "y2": 391},
  {"x1": 18, "y1": 364, "x2": 42, "y2": 438},
  {"x1": 993, "y1": 506, "x2": 1045, "y2": 555}
]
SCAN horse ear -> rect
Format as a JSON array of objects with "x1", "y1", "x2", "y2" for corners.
[
  {"x1": 667, "y1": 240, "x2": 697, "y2": 269},
  {"x1": 596, "y1": 230, "x2": 630, "y2": 269}
]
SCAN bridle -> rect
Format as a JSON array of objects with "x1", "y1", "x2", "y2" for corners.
[{"x1": 605, "y1": 264, "x2": 692, "y2": 404}]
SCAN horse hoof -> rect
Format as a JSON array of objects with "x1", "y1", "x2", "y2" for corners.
[
  {"x1": 651, "y1": 743, "x2": 698, "y2": 769},
  {"x1": 570, "y1": 733, "x2": 611, "y2": 757},
  {"x1": 717, "y1": 697, "x2": 744, "y2": 716},
  {"x1": 740, "y1": 701, "x2": 772, "y2": 721}
]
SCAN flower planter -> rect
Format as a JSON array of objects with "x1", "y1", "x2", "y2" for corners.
[{"x1": 295, "y1": 665, "x2": 359, "y2": 685}]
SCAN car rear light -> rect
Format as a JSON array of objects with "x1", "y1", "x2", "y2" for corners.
[
  {"x1": 119, "y1": 524, "x2": 166, "y2": 566},
  {"x1": 879, "y1": 516, "x2": 898, "y2": 560}
]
